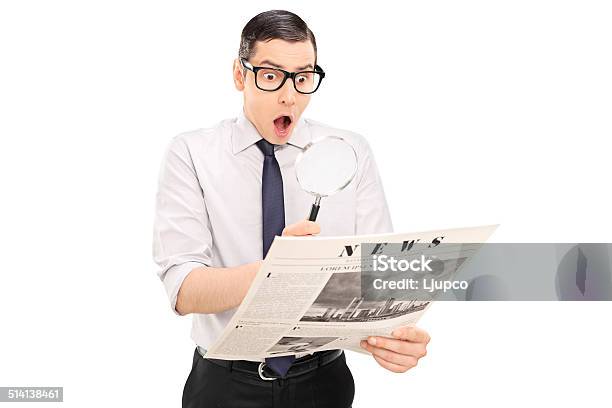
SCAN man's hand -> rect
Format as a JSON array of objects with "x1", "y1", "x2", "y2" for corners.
[
  {"x1": 360, "y1": 326, "x2": 430, "y2": 373},
  {"x1": 282, "y1": 220, "x2": 321, "y2": 237}
]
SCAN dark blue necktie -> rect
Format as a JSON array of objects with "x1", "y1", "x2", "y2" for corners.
[{"x1": 256, "y1": 138, "x2": 296, "y2": 377}]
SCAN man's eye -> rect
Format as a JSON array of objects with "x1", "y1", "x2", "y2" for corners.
[
  {"x1": 296, "y1": 74, "x2": 311, "y2": 83},
  {"x1": 263, "y1": 73, "x2": 276, "y2": 81}
]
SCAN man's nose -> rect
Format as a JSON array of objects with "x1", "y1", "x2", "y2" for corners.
[{"x1": 277, "y1": 78, "x2": 296, "y2": 106}]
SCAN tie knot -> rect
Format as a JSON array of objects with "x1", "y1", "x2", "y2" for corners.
[{"x1": 256, "y1": 138, "x2": 276, "y2": 157}]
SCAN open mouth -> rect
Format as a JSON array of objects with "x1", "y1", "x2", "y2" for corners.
[{"x1": 273, "y1": 115, "x2": 293, "y2": 138}]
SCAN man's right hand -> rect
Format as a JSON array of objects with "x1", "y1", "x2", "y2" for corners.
[
  {"x1": 249, "y1": 221, "x2": 319, "y2": 285},
  {"x1": 282, "y1": 220, "x2": 321, "y2": 237}
]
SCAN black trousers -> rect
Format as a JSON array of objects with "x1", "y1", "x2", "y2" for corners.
[{"x1": 182, "y1": 348, "x2": 355, "y2": 408}]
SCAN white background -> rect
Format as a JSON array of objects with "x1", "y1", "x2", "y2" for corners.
[{"x1": 1, "y1": 1, "x2": 611, "y2": 406}]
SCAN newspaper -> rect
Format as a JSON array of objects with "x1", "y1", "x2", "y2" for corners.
[{"x1": 204, "y1": 225, "x2": 498, "y2": 360}]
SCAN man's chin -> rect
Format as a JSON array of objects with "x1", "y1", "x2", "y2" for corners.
[{"x1": 267, "y1": 129, "x2": 293, "y2": 145}]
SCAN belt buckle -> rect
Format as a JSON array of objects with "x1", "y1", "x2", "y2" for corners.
[{"x1": 258, "y1": 362, "x2": 278, "y2": 381}]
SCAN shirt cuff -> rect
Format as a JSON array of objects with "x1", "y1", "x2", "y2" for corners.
[{"x1": 162, "y1": 261, "x2": 208, "y2": 316}]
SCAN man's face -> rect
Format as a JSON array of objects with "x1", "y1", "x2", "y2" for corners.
[{"x1": 233, "y1": 39, "x2": 316, "y2": 145}]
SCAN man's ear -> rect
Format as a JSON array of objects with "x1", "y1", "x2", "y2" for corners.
[{"x1": 233, "y1": 58, "x2": 245, "y2": 91}]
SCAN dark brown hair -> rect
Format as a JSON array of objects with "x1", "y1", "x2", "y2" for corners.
[{"x1": 238, "y1": 10, "x2": 317, "y2": 64}]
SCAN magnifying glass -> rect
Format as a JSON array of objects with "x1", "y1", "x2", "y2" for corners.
[{"x1": 294, "y1": 136, "x2": 358, "y2": 221}]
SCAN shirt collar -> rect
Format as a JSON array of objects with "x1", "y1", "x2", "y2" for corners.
[{"x1": 231, "y1": 108, "x2": 311, "y2": 154}]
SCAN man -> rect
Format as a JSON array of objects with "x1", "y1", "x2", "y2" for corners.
[{"x1": 153, "y1": 10, "x2": 430, "y2": 408}]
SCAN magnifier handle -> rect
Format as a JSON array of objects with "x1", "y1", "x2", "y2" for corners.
[{"x1": 308, "y1": 203, "x2": 320, "y2": 222}]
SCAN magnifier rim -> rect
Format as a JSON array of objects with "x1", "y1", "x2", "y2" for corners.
[{"x1": 294, "y1": 135, "x2": 358, "y2": 198}]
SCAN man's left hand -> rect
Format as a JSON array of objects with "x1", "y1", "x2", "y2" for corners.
[{"x1": 359, "y1": 326, "x2": 430, "y2": 373}]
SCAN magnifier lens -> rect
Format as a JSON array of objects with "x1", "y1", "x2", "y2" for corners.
[
  {"x1": 295, "y1": 136, "x2": 358, "y2": 221},
  {"x1": 295, "y1": 137, "x2": 358, "y2": 197}
]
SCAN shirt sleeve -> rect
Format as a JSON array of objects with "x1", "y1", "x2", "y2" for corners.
[
  {"x1": 152, "y1": 135, "x2": 213, "y2": 315},
  {"x1": 354, "y1": 138, "x2": 394, "y2": 235}
]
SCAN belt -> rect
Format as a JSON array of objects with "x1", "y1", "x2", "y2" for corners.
[{"x1": 201, "y1": 348, "x2": 344, "y2": 381}]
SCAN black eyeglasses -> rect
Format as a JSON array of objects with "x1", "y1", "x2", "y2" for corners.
[{"x1": 240, "y1": 58, "x2": 325, "y2": 94}]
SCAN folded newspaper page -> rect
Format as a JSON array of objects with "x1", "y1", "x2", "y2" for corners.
[{"x1": 204, "y1": 225, "x2": 498, "y2": 361}]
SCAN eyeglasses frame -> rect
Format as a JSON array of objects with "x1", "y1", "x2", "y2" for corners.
[{"x1": 240, "y1": 58, "x2": 326, "y2": 94}]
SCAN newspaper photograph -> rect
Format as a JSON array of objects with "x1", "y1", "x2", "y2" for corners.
[{"x1": 204, "y1": 225, "x2": 498, "y2": 360}]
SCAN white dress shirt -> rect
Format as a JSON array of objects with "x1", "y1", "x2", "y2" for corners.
[{"x1": 152, "y1": 108, "x2": 393, "y2": 355}]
